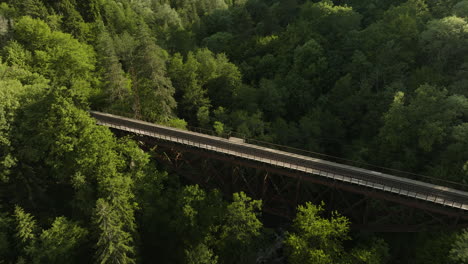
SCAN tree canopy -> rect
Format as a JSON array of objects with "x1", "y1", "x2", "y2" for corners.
[{"x1": 0, "y1": 0, "x2": 466, "y2": 263}]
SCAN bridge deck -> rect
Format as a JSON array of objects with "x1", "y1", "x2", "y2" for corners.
[{"x1": 90, "y1": 111, "x2": 468, "y2": 214}]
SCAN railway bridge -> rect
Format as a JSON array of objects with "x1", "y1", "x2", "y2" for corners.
[{"x1": 90, "y1": 111, "x2": 468, "y2": 232}]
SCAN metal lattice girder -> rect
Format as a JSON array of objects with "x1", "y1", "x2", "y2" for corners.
[
  {"x1": 136, "y1": 137, "x2": 468, "y2": 232},
  {"x1": 93, "y1": 112, "x2": 468, "y2": 232}
]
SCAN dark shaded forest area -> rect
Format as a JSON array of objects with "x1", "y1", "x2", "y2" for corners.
[{"x1": 0, "y1": 0, "x2": 467, "y2": 263}]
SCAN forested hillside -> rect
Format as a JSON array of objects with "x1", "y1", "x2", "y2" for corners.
[{"x1": 0, "y1": 0, "x2": 467, "y2": 263}]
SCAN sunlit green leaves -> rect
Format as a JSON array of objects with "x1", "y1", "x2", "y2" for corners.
[
  {"x1": 34, "y1": 217, "x2": 88, "y2": 263},
  {"x1": 284, "y1": 202, "x2": 350, "y2": 264},
  {"x1": 14, "y1": 206, "x2": 37, "y2": 247},
  {"x1": 9, "y1": 16, "x2": 96, "y2": 98}
]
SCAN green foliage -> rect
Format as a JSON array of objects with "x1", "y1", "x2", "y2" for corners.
[
  {"x1": 284, "y1": 202, "x2": 390, "y2": 264},
  {"x1": 0, "y1": 2, "x2": 17, "y2": 19},
  {"x1": 8, "y1": 0, "x2": 48, "y2": 19},
  {"x1": 94, "y1": 199, "x2": 135, "y2": 264},
  {"x1": 13, "y1": 16, "x2": 51, "y2": 49},
  {"x1": 420, "y1": 16, "x2": 468, "y2": 70},
  {"x1": 216, "y1": 192, "x2": 262, "y2": 264},
  {"x1": 13, "y1": 206, "x2": 37, "y2": 250},
  {"x1": 298, "y1": 0, "x2": 362, "y2": 38},
  {"x1": 257, "y1": 78, "x2": 285, "y2": 119},
  {"x1": 453, "y1": 0, "x2": 468, "y2": 17},
  {"x1": 196, "y1": 106, "x2": 211, "y2": 127},
  {"x1": 213, "y1": 121, "x2": 224, "y2": 136},
  {"x1": 168, "y1": 48, "x2": 242, "y2": 125},
  {"x1": 0, "y1": 60, "x2": 49, "y2": 183},
  {"x1": 202, "y1": 32, "x2": 234, "y2": 53},
  {"x1": 13, "y1": 207, "x2": 88, "y2": 262},
  {"x1": 222, "y1": 192, "x2": 262, "y2": 240},
  {"x1": 378, "y1": 84, "x2": 468, "y2": 180},
  {"x1": 229, "y1": 110, "x2": 265, "y2": 138},
  {"x1": 168, "y1": 186, "x2": 263, "y2": 264},
  {"x1": 33, "y1": 217, "x2": 88, "y2": 263},
  {"x1": 0, "y1": 210, "x2": 12, "y2": 261},
  {"x1": 186, "y1": 243, "x2": 218, "y2": 264},
  {"x1": 9, "y1": 16, "x2": 97, "y2": 98},
  {"x1": 132, "y1": 25, "x2": 176, "y2": 122},
  {"x1": 152, "y1": 3, "x2": 184, "y2": 29},
  {"x1": 95, "y1": 26, "x2": 132, "y2": 108},
  {"x1": 174, "y1": 185, "x2": 224, "y2": 242},
  {"x1": 0, "y1": 65, "x2": 142, "y2": 262},
  {"x1": 1, "y1": 0, "x2": 467, "y2": 262},
  {"x1": 168, "y1": 52, "x2": 210, "y2": 124},
  {"x1": 196, "y1": 49, "x2": 242, "y2": 108},
  {"x1": 132, "y1": 159, "x2": 168, "y2": 263},
  {"x1": 410, "y1": 231, "x2": 457, "y2": 264},
  {"x1": 450, "y1": 229, "x2": 468, "y2": 263},
  {"x1": 166, "y1": 0, "x2": 229, "y2": 25},
  {"x1": 350, "y1": 238, "x2": 390, "y2": 264},
  {"x1": 293, "y1": 39, "x2": 327, "y2": 80},
  {"x1": 0, "y1": 80, "x2": 21, "y2": 181},
  {"x1": 164, "y1": 117, "x2": 188, "y2": 129},
  {"x1": 284, "y1": 202, "x2": 350, "y2": 264}
]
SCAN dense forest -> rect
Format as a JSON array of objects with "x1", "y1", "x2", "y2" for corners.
[{"x1": 0, "y1": 0, "x2": 467, "y2": 263}]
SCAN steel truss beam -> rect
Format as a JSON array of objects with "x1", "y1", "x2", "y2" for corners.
[{"x1": 115, "y1": 130, "x2": 468, "y2": 232}]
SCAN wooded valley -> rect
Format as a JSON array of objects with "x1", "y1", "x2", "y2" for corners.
[{"x1": 0, "y1": 0, "x2": 467, "y2": 263}]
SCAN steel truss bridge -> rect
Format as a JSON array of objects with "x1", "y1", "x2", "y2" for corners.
[{"x1": 91, "y1": 111, "x2": 468, "y2": 232}]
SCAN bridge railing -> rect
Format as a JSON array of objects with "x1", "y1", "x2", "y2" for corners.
[
  {"x1": 245, "y1": 138, "x2": 468, "y2": 192},
  {"x1": 91, "y1": 111, "x2": 468, "y2": 210},
  {"x1": 185, "y1": 124, "x2": 468, "y2": 194},
  {"x1": 93, "y1": 109, "x2": 468, "y2": 193},
  {"x1": 96, "y1": 118, "x2": 468, "y2": 210}
]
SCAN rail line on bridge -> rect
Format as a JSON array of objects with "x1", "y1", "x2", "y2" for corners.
[{"x1": 90, "y1": 111, "x2": 468, "y2": 223}]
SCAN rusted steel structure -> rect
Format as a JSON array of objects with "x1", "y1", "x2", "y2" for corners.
[{"x1": 90, "y1": 111, "x2": 468, "y2": 232}]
